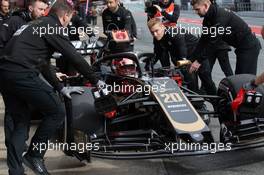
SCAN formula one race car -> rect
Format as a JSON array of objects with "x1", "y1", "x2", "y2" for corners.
[{"x1": 57, "y1": 51, "x2": 264, "y2": 162}]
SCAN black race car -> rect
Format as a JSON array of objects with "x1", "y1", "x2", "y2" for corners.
[{"x1": 57, "y1": 50, "x2": 264, "y2": 162}]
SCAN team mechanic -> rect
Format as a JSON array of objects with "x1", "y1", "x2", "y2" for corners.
[
  {"x1": 102, "y1": 0, "x2": 137, "y2": 52},
  {"x1": 189, "y1": 0, "x2": 261, "y2": 75},
  {"x1": 0, "y1": 0, "x2": 48, "y2": 54},
  {"x1": 147, "y1": 18, "x2": 217, "y2": 95},
  {"x1": 147, "y1": 0, "x2": 180, "y2": 67},
  {"x1": 0, "y1": 1, "x2": 48, "y2": 174},
  {"x1": 102, "y1": 0, "x2": 137, "y2": 38},
  {"x1": 0, "y1": 0, "x2": 105, "y2": 174},
  {"x1": 0, "y1": 0, "x2": 10, "y2": 26}
]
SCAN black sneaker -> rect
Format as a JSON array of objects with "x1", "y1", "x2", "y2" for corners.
[{"x1": 22, "y1": 154, "x2": 50, "y2": 175}]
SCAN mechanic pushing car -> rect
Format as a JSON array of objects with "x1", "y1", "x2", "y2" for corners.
[
  {"x1": 102, "y1": 0, "x2": 137, "y2": 42},
  {"x1": 147, "y1": 18, "x2": 217, "y2": 95},
  {"x1": 0, "y1": 0, "x2": 48, "y2": 174},
  {"x1": 146, "y1": 0, "x2": 180, "y2": 69},
  {"x1": 189, "y1": 0, "x2": 261, "y2": 75},
  {"x1": 0, "y1": 0, "x2": 105, "y2": 174}
]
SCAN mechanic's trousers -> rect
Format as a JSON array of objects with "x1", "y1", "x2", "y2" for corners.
[
  {"x1": 0, "y1": 69, "x2": 65, "y2": 175},
  {"x1": 208, "y1": 49, "x2": 233, "y2": 77},
  {"x1": 4, "y1": 107, "x2": 32, "y2": 156},
  {"x1": 235, "y1": 36, "x2": 261, "y2": 75},
  {"x1": 197, "y1": 59, "x2": 217, "y2": 95},
  {"x1": 4, "y1": 109, "x2": 15, "y2": 148}
]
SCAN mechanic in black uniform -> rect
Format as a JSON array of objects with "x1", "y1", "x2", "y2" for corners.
[
  {"x1": 147, "y1": 18, "x2": 217, "y2": 95},
  {"x1": 0, "y1": 0, "x2": 10, "y2": 26},
  {"x1": 0, "y1": 1, "x2": 48, "y2": 173},
  {"x1": 0, "y1": 0, "x2": 105, "y2": 174},
  {"x1": 102, "y1": 0, "x2": 137, "y2": 43},
  {"x1": 146, "y1": 0, "x2": 180, "y2": 62},
  {"x1": 189, "y1": 0, "x2": 261, "y2": 75},
  {"x1": 0, "y1": 0, "x2": 48, "y2": 54},
  {"x1": 146, "y1": 0, "x2": 180, "y2": 75},
  {"x1": 0, "y1": 1, "x2": 48, "y2": 171}
]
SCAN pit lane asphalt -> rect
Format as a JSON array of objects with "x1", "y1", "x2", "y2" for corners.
[{"x1": 0, "y1": 1, "x2": 264, "y2": 174}]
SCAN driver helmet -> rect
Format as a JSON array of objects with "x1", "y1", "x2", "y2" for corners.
[{"x1": 113, "y1": 58, "x2": 138, "y2": 78}]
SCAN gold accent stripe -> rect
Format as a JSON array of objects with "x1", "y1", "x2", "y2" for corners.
[{"x1": 151, "y1": 88, "x2": 206, "y2": 132}]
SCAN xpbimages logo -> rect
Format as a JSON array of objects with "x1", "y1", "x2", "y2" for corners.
[
  {"x1": 164, "y1": 140, "x2": 232, "y2": 154},
  {"x1": 32, "y1": 140, "x2": 99, "y2": 154},
  {"x1": 32, "y1": 24, "x2": 100, "y2": 37},
  {"x1": 97, "y1": 81, "x2": 167, "y2": 95},
  {"x1": 164, "y1": 24, "x2": 232, "y2": 38}
]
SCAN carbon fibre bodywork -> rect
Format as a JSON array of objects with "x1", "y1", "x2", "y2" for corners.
[{"x1": 61, "y1": 52, "x2": 264, "y2": 161}]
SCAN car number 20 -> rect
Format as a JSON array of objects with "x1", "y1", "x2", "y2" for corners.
[{"x1": 160, "y1": 93, "x2": 183, "y2": 103}]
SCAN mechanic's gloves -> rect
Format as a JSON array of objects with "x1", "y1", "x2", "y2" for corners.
[
  {"x1": 88, "y1": 36, "x2": 97, "y2": 43},
  {"x1": 96, "y1": 80, "x2": 109, "y2": 95},
  {"x1": 60, "y1": 87, "x2": 84, "y2": 99},
  {"x1": 243, "y1": 79, "x2": 258, "y2": 91},
  {"x1": 96, "y1": 80, "x2": 106, "y2": 88},
  {"x1": 56, "y1": 72, "x2": 68, "y2": 81},
  {"x1": 189, "y1": 60, "x2": 201, "y2": 74},
  {"x1": 93, "y1": 80, "x2": 117, "y2": 116}
]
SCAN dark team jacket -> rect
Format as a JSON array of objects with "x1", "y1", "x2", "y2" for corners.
[
  {"x1": 154, "y1": 28, "x2": 199, "y2": 62},
  {"x1": 0, "y1": 13, "x2": 98, "y2": 91},
  {"x1": 0, "y1": 10, "x2": 31, "y2": 49},
  {"x1": 0, "y1": 12, "x2": 10, "y2": 25},
  {"x1": 192, "y1": 4, "x2": 260, "y2": 62},
  {"x1": 102, "y1": 6, "x2": 137, "y2": 38}
]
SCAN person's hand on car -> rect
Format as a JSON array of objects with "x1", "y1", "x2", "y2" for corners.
[
  {"x1": 60, "y1": 87, "x2": 84, "y2": 99},
  {"x1": 243, "y1": 79, "x2": 258, "y2": 91},
  {"x1": 56, "y1": 72, "x2": 68, "y2": 81},
  {"x1": 189, "y1": 60, "x2": 201, "y2": 73}
]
